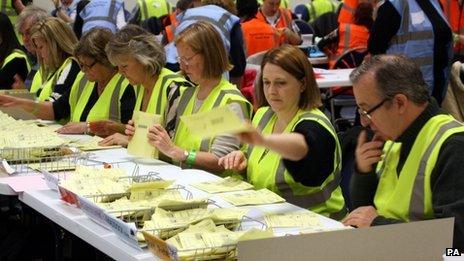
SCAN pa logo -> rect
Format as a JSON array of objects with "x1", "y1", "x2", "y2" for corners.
[{"x1": 446, "y1": 248, "x2": 462, "y2": 256}]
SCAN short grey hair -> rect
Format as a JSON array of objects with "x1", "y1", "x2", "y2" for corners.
[
  {"x1": 106, "y1": 25, "x2": 166, "y2": 76},
  {"x1": 15, "y1": 5, "x2": 49, "y2": 31},
  {"x1": 350, "y1": 55, "x2": 429, "y2": 105}
]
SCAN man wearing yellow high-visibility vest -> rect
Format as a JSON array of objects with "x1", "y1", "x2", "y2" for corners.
[{"x1": 342, "y1": 55, "x2": 464, "y2": 251}]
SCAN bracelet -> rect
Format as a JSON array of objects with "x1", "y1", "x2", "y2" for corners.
[
  {"x1": 84, "y1": 121, "x2": 90, "y2": 135},
  {"x1": 185, "y1": 150, "x2": 196, "y2": 166}
]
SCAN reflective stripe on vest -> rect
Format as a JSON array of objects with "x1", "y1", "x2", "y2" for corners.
[
  {"x1": 174, "y1": 5, "x2": 239, "y2": 51},
  {"x1": 387, "y1": 0, "x2": 444, "y2": 92},
  {"x1": 108, "y1": 76, "x2": 125, "y2": 121},
  {"x1": 29, "y1": 68, "x2": 43, "y2": 94},
  {"x1": 135, "y1": 68, "x2": 188, "y2": 118},
  {"x1": 176, "y1": 87, "x2": 247, "y2": 152},
  {"x1": 81, "y1": 0, "x2": 123, "y2": 33},
  {"x1": 375, "y1": 116, "x2": 464, "y2": 221},
  {"x1": 408, "y1": 120, "x2": 463, "y2": 219},
  {"x1": 247, "y1": 107, "x2": 346, "y2": 217},
  {"x1": 174, "y1": 79, "x2": 251, "y2": 153},
  {"x1": 71, "y1": 73, "x2": 126, "y2": 122},
  {"x1": 338, "y1": 0, "x2": 357, "y2": 23},
  {"x1": 38, "y1": 57, "x2": 73, "y2": 101},
  {"x1": 2, "y1": 49, "x2": 30, "y2": 72}
]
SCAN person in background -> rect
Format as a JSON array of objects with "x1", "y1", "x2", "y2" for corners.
[
  {"x1": 164, "y1": 0, "x2": 246, "y2": 87},
  {"x1": 0, "y1": 12, "x2": 29, "y2": 89},
  {"x1": 439, "y1": 0, "x2": 464, "y2": 62},
  {"x1": 236, "y1": 0, "x2": 280, "y2": 57},
  {"x1": 129, "y1": 0, "x2": 172, "y2": 25},
  {"x1": 101, "y1": 25, "x2": 192, "y2": 146},
  {"x1": 146, "y1": 21, "x2": 251, "y2": 173},
  {"x1": 258, "y1": 0, "x2": 290, "y2": 10},
  {"x1": 2, "y1": 0, "x2": 28, "y2": 25},
  {"x1": 368, "y1": 0, "x2": 452, "y2": 105},
  {"x1": 219, "y1": 45, "x2": 346, "y2": 219},
  {"x1": 51, "y1": 0, "x2": 78, "y2": 24},
  {"x1": 256, "y1": 0, "x2": 302, "y2": 45},
  {"x1": 73, "y1": 0, "x2": 127, "y2": 38},
  {"x1": 294, "y1": 0, "x2": 340, "y2": 23},
  {"x1": 29, "y1": 17, "x2": 79, "y2": 101},
  {"x1": 14, "y1": 5, "x2": 49, "y2": 90},
  {"x1": 343, "y1": 55, "x2": 464, "y2": 251},
  {"x1": 317, "y1": 2, "x2": 373, "y2": 68},
  {"x1": 0, "y1": 29, "x2": 136, "y2": 137}
]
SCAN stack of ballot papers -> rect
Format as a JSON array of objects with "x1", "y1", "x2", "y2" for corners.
[
  {"x1": 0, "y1": 112, "x2": 67, "y2": 154},
  {"x1": 141, "y1": 207, "x2": 249, "y2": 239},
  {"x1": 60, "y1": 165, "x2": 130, "y2": 200},
  {"x1": 68, "y1": 136, "x2": 120, "y2": 151},
  {"x1": 219, "y1": 188, "x2": 286, "y2": 206},
  {"x1": 264, "y1": 211, "x2": 321, "y2": 228},
  {"x1": 190, "y1": 177, "x2": 254, "y2": 193},
  {"x1": 161, "y1": 219, "x2": 273, "y2": 260}
]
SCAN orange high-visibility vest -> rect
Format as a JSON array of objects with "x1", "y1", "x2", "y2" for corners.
[
  {"x1": 256, "y1": 8, "x2": 293, "y2": 43},
  {"x1": 242, "y1": 18, "x2": 280, "y2": 57},
  {"x1": 329, "y1": 23, "x2": 369, "y2": 68},
  {"x1": 165, "y1": 12, "x2": 178, "y2": 43},
  {"x1": 439, "y1": 0, "x2": 464, "y2": 55},
  {"x1": 338, "y1": 0, "x2": 358, "y2": 24}
]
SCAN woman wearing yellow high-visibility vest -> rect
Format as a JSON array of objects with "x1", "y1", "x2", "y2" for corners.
[
  {"x1": 0, "y1": 12, "x2": 29, "y2": 89},
  {"x1": 29, "y1": 17, "x2": 80, "y2": 101},
  {"x1": 219, "y1": 45, "x2": 346, "y2": 219},
  {"x1": 144, "y1": 21, "x2": 252, "y2": 173},
  {"x1": 100, "y1": 25, "x2": 193, "y2": 146},
  {"x1": 0, "y1": 28, "x2": 136, "y2": 137},
  {"x1": 56, "y1": 28, "x2": 136, "y2": 135}
]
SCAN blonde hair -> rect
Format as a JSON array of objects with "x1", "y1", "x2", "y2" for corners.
[
  {"x1": 30, "y1": 17, "x2": 77, "y2": 79},
  {"x1": 256, "y1": 45, "x2": 322, "y2": 109},
  {"x1": 106, "y1": 25, "x2": 166, "y2": 77},
  {"x1": 175, "y1": 21, "x2": 232, "y2": 79}
]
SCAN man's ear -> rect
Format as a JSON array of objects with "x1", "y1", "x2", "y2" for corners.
[{"x1": 394, "y1": 94, "x2": 408, "y2": 114}]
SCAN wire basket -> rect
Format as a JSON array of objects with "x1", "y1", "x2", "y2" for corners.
[
  {"x1": 0, "y1": 146, "x2": 84, "y2": 174},
  {"x1": 90, "y1": 185, "x2": 196, "y2": 225},
  {"x1": 144, "y1": 216, "x2": 267, "y2": 260}
]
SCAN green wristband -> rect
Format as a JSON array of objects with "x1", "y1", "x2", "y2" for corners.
[{"x1": 186, "y1": 150, "x2": 196, "y2": 166}]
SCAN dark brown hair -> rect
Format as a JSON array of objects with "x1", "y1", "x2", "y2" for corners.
[{"x1": 256, "y1": 44, "x2": 321, "y2": 109}]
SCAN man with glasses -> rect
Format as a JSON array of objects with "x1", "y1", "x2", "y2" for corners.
[{"x1": 342, "y1": 55, "x2": 464, "y2": 251}]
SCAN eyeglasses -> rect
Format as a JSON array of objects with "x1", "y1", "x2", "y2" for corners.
[
  {"x1": 78, "y1": 60, "x2": 97, "y2": 71},
  {"x1": 176, "y1": 53, "x2": 198, "y2": 66},
  {"x1": 358, "y1": 98, "x2": 389, "y2": 120}
]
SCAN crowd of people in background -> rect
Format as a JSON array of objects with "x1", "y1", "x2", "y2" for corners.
[{"x1": 0, "y1": 0, "x2": 463, "y2": 258}]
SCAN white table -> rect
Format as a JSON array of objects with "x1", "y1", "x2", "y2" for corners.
[
  {"x1": 12, "y1": 147, "x2": 344, "y2": 260},
  {"x1": 316, "y1": 68, "x2": 354, "y2": 88},
  {"x1": 245, "y1": 64, "x2": 353, "y2": 89}
]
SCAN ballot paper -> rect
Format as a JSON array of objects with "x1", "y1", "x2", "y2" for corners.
[
  {"x1": 127, "y1": 110, "x2": 161, "y2": 158},
  {"x1": 190, "y1": 177, "x2": 254, "y2": 193},
  {"x1": 180, "y1": 105, "x2": 251, "y2": 139},
  {"x1": 60, "y1": 165, "x2": 130, "y2": 199},
  {"x1": 219, "y1": 188, "x2": 286, "y2": 206},
  {"x1": 264, "y1": 211, "x2": 321, "y2": 228},
  {"x1": 69, "y1": 136, "x2": 120, "y2": 151},
  {"x1": 143, "y1": 207, "x2": 248, "y2": 232}
]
